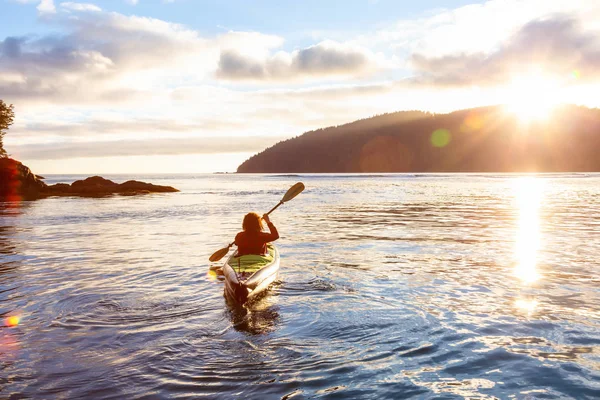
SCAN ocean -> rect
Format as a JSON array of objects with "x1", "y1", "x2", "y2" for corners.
[{"x1": 1, "y1": 173, "x2": 599, "y2": 399}]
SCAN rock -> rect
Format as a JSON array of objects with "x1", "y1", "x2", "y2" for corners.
[
  {"x1": 1, "y1": 158, "x2": 179, "y2": 200},
  {"x1": 119, "y1": 180, "x2": 178, "y2": 193},
  {"x1": 72, "y1": 176, "x2": 118, "y2": 189},
  {"x1": 45, "y1": 183, "x2": 71, "y2": 194},
  {"x1": 69, "y1": 176, "x2": 119, "y2": 195},
  {"x1": 0, "y1": 158, "x2": 48, "y2": 199}
]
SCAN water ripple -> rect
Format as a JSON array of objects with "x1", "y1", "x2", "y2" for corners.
[{"x1": 1, "y1": 174, "x2": 600, "y2": 398}]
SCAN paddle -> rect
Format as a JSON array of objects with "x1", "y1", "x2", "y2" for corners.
[{"x1": 208, "y1": 182, "x2": 305, "y2": 262}]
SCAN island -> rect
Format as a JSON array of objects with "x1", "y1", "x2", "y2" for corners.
[
  {"x1": 237, "y1": 105, "x2": 600, "y2": 173},
  {"x1": 0, "y1": 158, "x2": 179, "y2": 200},
  {"x1": 0, "y1": 100, "x2": 178, "y2": 200}
]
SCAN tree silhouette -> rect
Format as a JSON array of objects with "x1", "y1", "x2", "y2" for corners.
[{"x1": 0, "y1": 100, "x2": 15, "y2": 158}]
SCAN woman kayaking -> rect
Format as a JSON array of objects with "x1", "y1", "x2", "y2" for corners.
[
  {"x1": 209, "y1": 182, "x2": 304, "y2": 305},
  {"x1": 234, "y1": 213, "x2": 279, "y2": 256},
  {"x1": 220, "y1": 212, "x2": 281, "y2": 303}
]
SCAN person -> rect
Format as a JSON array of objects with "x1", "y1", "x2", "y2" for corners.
[{"x1": 234, "y1": 213, "x2": 279, "y2": 256}]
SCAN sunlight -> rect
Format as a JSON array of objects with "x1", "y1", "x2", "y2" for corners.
[
  {"x1": 513, "y1": 177, "x2": 545, "y2": 284},
  {"x1": 515, "y1": 298, "x2": 538, "y2": 315},
  {"x1": 505, "y1": 72, "x2": 561, "y2": 122}
]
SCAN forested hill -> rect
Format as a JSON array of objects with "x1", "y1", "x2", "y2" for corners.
[{"x1": 236, "y1": 105, "x2": 600, "y2": 173}]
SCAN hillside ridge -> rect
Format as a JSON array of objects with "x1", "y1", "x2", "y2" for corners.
[{"x1": 237, "y1": 105, "x2": 600, "y2": 173}]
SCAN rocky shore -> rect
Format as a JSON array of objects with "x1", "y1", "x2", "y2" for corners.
[{"x1": 0, "y1": 158, "x2": 179, "y2": 200}]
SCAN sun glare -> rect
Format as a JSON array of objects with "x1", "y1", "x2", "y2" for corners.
[
  {"x1": 505, "y1": 73, "x2": 561, "y2": 122},
  {"x1": 514, "y1": 177, "x2": 545, "y2": 284}
]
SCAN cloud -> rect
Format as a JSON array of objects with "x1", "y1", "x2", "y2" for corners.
[
  {"x1": 368, "y1": 0, "x2": 599, "y2": 58},
  {"x1": 37, "y1": 0, "x2": 56, "y2": 14},
  {"x1": 0, "y1": 33, "x2": 117, "y2": 102},
  {"x1": 255, "y1": 82, "x2": 392, "y2": 102},
  {"x1": 9, "y1": 136, "x2": 284, "y2": 159},
  {"x1": 0, "y1": 2, "x2": 390, "y2": 114},
  {"x1": 11, "y1": 118, "x2": 246, "y2": 138},
  {"x1": 216, "y1": 40, "x2": 384, "y2": 81},
  {"x1": 0, "y1": 9, "x2": 214, "y2": 104},
  {"x1": 59, "y1": 2, "x2": 101, "y2": 12},
  {"x1": 410, "y1": 15, "x2": 600, "y2": 86},
  {"x1": 0, "y1": 9, "x2": 295, "y2": 105}
]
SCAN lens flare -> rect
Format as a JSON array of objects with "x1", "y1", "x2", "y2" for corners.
[
  {"x1": 0, "y1": 159, "x2": 24, "y2": 202},
  {"x1": 460, "y1": 113, "x2": 485, "y2": 132},
  {"x1": 4, "y1": 316, "x2": 20, "y2": 327},
  {"x1": 431, "y1": 129, "x2": 451, "y2": 148},
  {"x1": 207, "y1": 269, "x2": 218, "y2": 281}
]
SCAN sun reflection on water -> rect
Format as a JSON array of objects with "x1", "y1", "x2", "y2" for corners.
[
  {"x1": 513, "y1": 177, "x2": 545, "y2": 284},
  {"x1": 515, "y1": 298, "x2": 538, "y2": 315}
]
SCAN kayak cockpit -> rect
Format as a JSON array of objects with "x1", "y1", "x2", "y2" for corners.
[{"x1": 222, "y1": 245, "x2": 280, "y2": 305}]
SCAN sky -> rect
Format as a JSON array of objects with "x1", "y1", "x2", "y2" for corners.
[{"x1": 1, "y1": 0, "x2": 599, "y2": 173}]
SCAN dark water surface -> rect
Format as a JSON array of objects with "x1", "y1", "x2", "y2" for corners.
[{"x1": 1, "y1": 174, "x2": 599, "y2": 399}]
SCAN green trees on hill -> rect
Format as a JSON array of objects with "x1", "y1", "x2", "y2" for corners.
[{"x1": 0, "y1": 100, "x2": 15, "y2": 158}]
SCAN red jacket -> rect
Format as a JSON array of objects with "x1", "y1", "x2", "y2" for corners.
[{"x1": 234, "y1": 222, "x2": 279, "y2": 256}]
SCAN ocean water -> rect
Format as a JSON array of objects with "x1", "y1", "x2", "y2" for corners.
[{"x1": 1, "y1": 173, "x2": 600, "y2": 399}]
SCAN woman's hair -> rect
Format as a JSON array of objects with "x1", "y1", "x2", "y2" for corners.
[{"x1": 242, "y1": 212, "x2": 263, "y2": 232}]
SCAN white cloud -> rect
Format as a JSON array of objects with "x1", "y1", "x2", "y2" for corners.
[
  {"x1": 409, "y1": 15, "x2": 600, "y2": 86},
  {"x1": 37, "y1": 0, "x2": 56, "y2": 14},
  {"x1": 217, "y1": 31, "x2": 283, "y2": 58},
  {"x1": 59, "y1": 2, "x2": 101, "y2": 12},
  {"x1": 216, "y1": 40, "x2": 388, "y2": 81},
  {"x1": 0, "y1": 7, "x2": 392, "y2": 106},
  {"x1": 0, "y1": 10, "x2": 214, "y2": 104},
  {"x1": 370, "y1": 0, "x2": 600, "y2": 57}
]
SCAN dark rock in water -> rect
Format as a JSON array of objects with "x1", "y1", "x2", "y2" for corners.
[
  {"x1": 45, "y1": 183, "x2": 70, "y2": 193},
  {"x1": 0, "y1": 158, "x2": 179, "y2": 200},
  {"x1": 119, "y1": 180, "x2": 178, "y2": 193},
  {"x1": 72, "y1": 176, "x2": 118, "y2": 189},
  {"x1": 0, "y1": 158, "x2": 48, "y2": 199},
  {"x1": 66, "y1": 176, "x2": 119, "y2": 195}
]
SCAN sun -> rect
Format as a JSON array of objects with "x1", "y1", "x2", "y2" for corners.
[{"x1": 504, "y1": 72, "x2": 561, "y2": 122}]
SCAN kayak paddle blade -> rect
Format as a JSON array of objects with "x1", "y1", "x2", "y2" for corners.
[
  {"x1": 209, "y1": 246, "x2": 230, "y2": 262},
  {"x1": 282, "y1": 182, "x2": 305, "y2": 203}
]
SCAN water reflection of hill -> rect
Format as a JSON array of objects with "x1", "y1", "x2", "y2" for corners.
[{"x1": 238, "y1": 105, "x2": 600, "y2": 173}]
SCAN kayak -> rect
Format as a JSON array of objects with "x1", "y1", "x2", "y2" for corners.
[{"x1": 223, "y1": 244, "x2": 280, "y2": 305}]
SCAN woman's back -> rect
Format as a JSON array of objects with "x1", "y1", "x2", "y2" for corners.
[{"x1": 234, "y1": 213, "x2": 279, "y2": 256}]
